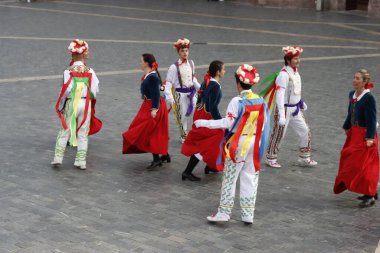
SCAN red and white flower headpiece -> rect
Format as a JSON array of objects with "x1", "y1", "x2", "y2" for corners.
[
  {"x1": 173, "y1": 38, "x2": 191, "y2": 50},
  {"x1": 235, "y1": 64, "x2": 260, "y2": 85},
  {"x1": 68, "y1": 39, "x2": 89, "y2": 55},
  {"x1": 282, "y1": 46, "x2": 303, "y2": 57}
]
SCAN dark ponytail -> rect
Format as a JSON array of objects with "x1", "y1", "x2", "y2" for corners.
[
  {"x1": 142, "y1": 53, "x2": 163, "y2": 86},
  {"x1": 209, "y1": 60, "x2": 224, "y2": 78}
]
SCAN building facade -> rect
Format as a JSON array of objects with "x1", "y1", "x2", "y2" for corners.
[{"x1": 237, "y1": 0, "x2": 380, "y2": 16}]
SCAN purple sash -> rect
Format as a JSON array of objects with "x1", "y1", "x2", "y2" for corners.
[
  {"x1": 285, "y1": 99, "x2": 304, "y2": 116},
  {"x1": 176, "y1": 86, "x2": 196, "y2": 116}
]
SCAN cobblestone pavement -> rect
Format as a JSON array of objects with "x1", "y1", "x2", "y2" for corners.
[{"x1": 0, "y1": 0, "x2": 379, "y2": 252}]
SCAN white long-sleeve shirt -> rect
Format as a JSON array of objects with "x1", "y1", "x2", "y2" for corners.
[
  {"x1": 275, "y1": 65, "x2": 302, "y2": 121},
  {"x1": 164, "y1": 59, "x2": 201, "y2": 103},
  {"x1": 195, "y1": 90, "x2": 254, "y2": 132}
]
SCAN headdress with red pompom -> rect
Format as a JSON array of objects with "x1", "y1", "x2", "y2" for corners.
[
  {"x1": 173, "y1": 38, "x2": 191, "y2": 50},
  {"x1": 235, "y1": 64, "x2": 260, "y2": 85},
  {"x1": 282, "y1": 46, "x2": 303, "y2": 57},
  {"x1": 68, "y1": 39, "x2": 89, "y2": 55}
]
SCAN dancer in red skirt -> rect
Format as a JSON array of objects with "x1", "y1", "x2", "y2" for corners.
[
  {"x1": 122, "y1": 54, "x2": 170, "y2": 169},
  {"x1": 181, "y1": 61, "x2": 225, "y2": 181},
  {"x1": 334, "y1": 69, "x2": 379, "y2": 208}
]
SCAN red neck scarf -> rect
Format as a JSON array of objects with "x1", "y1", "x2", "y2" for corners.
[{"x1": 179, "y1": 59, "x2": 188, "y2": 65}]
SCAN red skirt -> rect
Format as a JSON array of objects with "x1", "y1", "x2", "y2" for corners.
[
  {"x1": 334, "y1": 126, "x2": 379, "y2": 196},
  {"x1": 122, "y1": 97, "x2": 169, "y2": 155},
  {"x1": 88, "y1": 99, "x2": 103, "y2": 136},
  {"x1": 181, "y1": 106, "x2": 225, "y2": 170}
]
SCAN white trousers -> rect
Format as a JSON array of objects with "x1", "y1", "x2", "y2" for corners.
[
  {"x1": 174, "y1": 91, "x2": 197, "y2": 139},
  {"x1": 266, "y1": 106, "x2": 311, "y2": 160},
  {"x1": 53, "y1": 99, "x2": 91, "y2": 166},
  {"x1": 218, "y1": 136, "x2": 260, "y2": 220}
]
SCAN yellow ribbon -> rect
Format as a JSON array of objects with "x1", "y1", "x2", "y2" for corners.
[
  {"x1": 224, "y1": 91, "x2": 260, "y2": 159},
  {"x1": 240, "y1": 111, "x2": 259, "y2": 157},
  {"x1": 224, "y1": 135, "x2": 234, "y2": 159},
  {"x1": 171, "y1": 86, "x2": 180, "y2": 125},
  {"x1": 69, "y1": 81, "x2": 85, "y2": 147}
]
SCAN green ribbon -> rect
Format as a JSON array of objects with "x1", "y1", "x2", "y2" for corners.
[
  {"x1": 258, "y1": 72, "x2": 279, "y2": 97},
  {"x1": 69, "y1": 77, "x2": 90, "y2": 146}
]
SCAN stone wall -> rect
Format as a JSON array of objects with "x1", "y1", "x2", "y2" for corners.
[
  {"x1": 234, "y1": 0, "x2": 380, "y2": 16},
  {"x1": 369, "y1": 0, "x2": 380, "y2": 15},
  {"x1": 323, "y1": 0, "x2": 345, "y2": 10},
  {"x1": 256, "y1": 0, "x2": 315, "y2": 8}
]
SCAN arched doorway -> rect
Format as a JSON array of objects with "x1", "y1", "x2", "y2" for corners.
[{"x1": 346, "y1": 0, "x2": 370, "y2": 10}]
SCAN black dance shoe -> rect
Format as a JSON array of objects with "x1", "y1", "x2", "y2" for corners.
[
  {"x1": 358, "y1": 193, "x2": 378, "y2": 200},
  {"x1": 204, "y1": 166, "x2": 218, "y2": 174},
  {"x1": 181, "y1": 172, "x2": 201, "y2": 181},
  {"x1": 161, "y1": 154, "x2": 171, "y2": 163},
  {"x1": 147, "y1": 160, "x2": 162, "y2": 170},
  {"x1": 358, "y1": 198, "x2": 375, "y2": 208}
]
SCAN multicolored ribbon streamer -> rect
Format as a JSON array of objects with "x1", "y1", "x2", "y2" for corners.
[
  {"x1": 258, "y1": 72, "x2": 279, "y2": 115},
  {"x1": 69, "y1": 77, "x2": 89, "y2": 146},
  {"x1": 216, "y1": 92, "x2": 270, "y2": 172},
  {"x1": 55, "y1": 72, "x2": 93, "y2": 147}
]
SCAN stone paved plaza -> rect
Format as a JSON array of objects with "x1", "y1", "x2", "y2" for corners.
[{"x1": 0, "y1": 0, "x2": 380, "y2": 252}]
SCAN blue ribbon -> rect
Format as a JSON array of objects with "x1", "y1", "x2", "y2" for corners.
[{"x1": 215, "y1": 97, "x2": 271, "y2": 167}]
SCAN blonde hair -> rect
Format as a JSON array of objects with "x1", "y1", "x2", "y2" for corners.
[{"x1": 357, "y1": 69, "x2": 371, "y2": 83}]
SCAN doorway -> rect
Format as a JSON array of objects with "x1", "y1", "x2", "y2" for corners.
[{"x1": 346, "y1": 0, "x2": 370, "y2": 11}]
